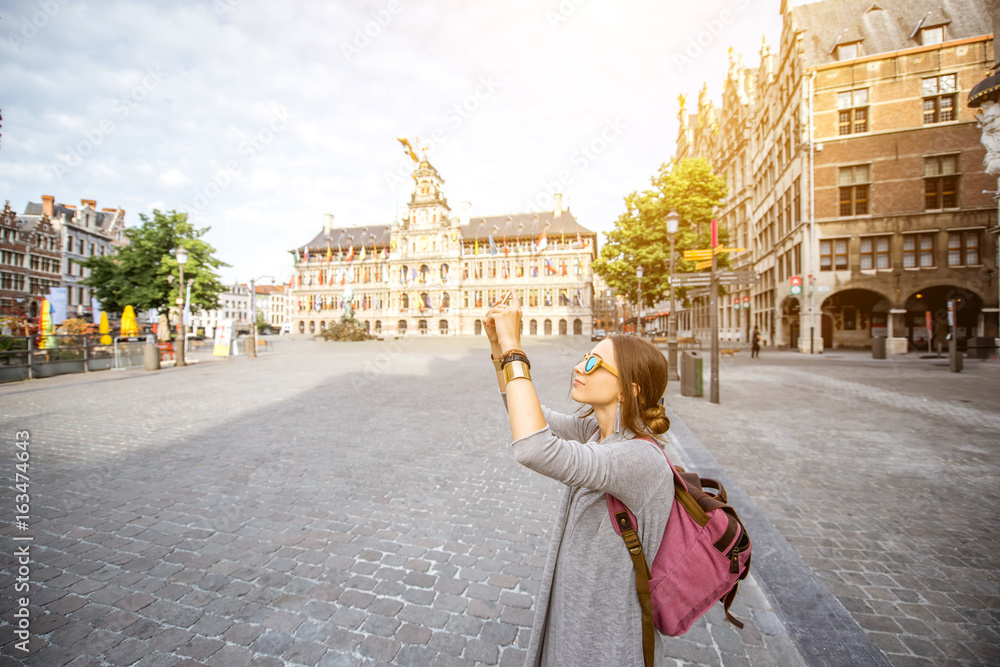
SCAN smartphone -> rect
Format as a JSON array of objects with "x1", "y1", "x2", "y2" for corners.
[{"x1": 493, "y1": 289, "x2": 513, "y2": 308}]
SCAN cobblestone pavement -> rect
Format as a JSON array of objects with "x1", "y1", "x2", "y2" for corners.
[
  {"x1": 666, "y1": 347, "x2": 1000, "y2": 667},
  {"x1": 0, "y1": 335, "x2": 807, "y2": 667}
]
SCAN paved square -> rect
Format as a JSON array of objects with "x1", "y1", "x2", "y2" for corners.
[{"x1": 1, "y1": 336, "x2": 995, "y2": 666}]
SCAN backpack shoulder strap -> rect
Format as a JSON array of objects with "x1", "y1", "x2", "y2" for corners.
[
  {"x1": 605, "y1": 436, "x2": 667, "y2": 667},
  {"x1": 607, "y1": 497, "x2": 654, "y2": 667}
]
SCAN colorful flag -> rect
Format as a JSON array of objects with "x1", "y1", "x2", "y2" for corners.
[
  {"x1": 489, "y1": 229, "x2": 499, "y2": 255},
  {"x1": 576, "y1": 231, "x2": 582, "y2": 247},
  {"x1": 531, "y1": 260, "x2": 538, "y2": 277},
  {"x1": 534, "y1": 230, "x2": 547, "y2": 254},
  {"x1": 327, "y1": 243, "x2": 332, "y2": 263},
  {"x1": 475, "y1": 237, "x2": 479, "y2": 255},
  {"x1": 545, "y1": 257, "x2": 557, "y2": 274},
  {"x1": 293, "y1": 249, "x2": 299, "y2": 265},
  {"x1": 560, "y1": 258, "x2": 567, "y2": 276},
  {"x1": 346, "y1": 242, "x2": 354, "y2": 262},
  {"x1": 503, "y1": 235, "x2": 509, "y2": 257},
  {"x1": 304, "y1": 246, "x2": 310, "y2": 262},
  {"x1": 359, "y1": 243, "x2": 366, "y2": 262}
]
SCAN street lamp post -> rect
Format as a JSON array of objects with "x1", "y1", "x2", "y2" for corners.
[
  {"x1": 175, "y1": 246, "x2": 188, "y2": 367},
  {"x1": 248, "y1": 275, "x2": 275, "y2": 358},
  {"x1": 665, "y1": 210, "x2": 680, "y2": 381},
  {"x1": 636, "y1": 266, "x2": 644, "y2": 337}
]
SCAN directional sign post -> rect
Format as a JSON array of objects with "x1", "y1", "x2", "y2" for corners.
[{"x1": 710, "y1": 219, "x2": 719, "y2": 405}]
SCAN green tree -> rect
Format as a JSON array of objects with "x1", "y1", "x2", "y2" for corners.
[
  {"x1": 592, "y1": 157, "x2": 729, "y2": 308},
  {"x1": 80, "y1": 210, "x2": 229, "y2": 325}
]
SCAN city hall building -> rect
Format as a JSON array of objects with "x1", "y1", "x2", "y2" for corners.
[{"x1": 289, "y1": 156, "x2": 598, "y2": 337}]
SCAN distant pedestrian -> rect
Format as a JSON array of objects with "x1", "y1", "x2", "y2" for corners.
[
  {"x1": 751, "y1": 327, "x2": 761, "y2": 359},
  {"x1": 484, "y1": 290, "x2": 674, "y2": 665}
]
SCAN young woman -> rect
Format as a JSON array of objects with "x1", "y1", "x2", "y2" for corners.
[{"x1": 484, "y1": 291, "x2": 674, "y2": 666}]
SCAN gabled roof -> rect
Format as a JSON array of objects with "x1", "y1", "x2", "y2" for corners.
[
  {"x1": 24, "y1": 201, "x2": 123, "y2": 236},
  {"x1": 296, "y1": 225, "x2": 392, "y2": 254},
  {"x1": 461, "y1": 210, "x2": 593, "y2": 242},
  {"x1": 791, "y1": 0, "x2": 990, "y2": 67},
  {"x1": 292, "y1": 209, "x2": 595, "y2": 253}
]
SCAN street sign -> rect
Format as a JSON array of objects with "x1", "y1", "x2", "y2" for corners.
[
  {"x1": 683, "y1": 247, "x2": 748, "y2": 261},
  {"x1": 742, "y1": 295, "x2": 750, "y2": 309},
  {"x1": 672, "y1": 271, "x2": 760, "y2": 286},
  {"x1": 790, "y1": 275, "x2": 802, "y2": 296},
  {"x1": 695, "y1": 259, "x2": 712, "y2": 270}
]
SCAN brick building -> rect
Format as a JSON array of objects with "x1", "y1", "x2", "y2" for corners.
[
  {"x1": 18, "y1": 196, "x2": 127, "y2": 322},
  {"x1": 677, "y1": 0, "x2": 996, "y2": 352},
  {"x1": 1, "y1": 201, "x2": 64, "y2": 321}
]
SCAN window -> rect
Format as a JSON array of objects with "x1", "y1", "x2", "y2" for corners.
[
  {"x1": 837, "y1": 42, "x2": 861, "y2": 61},
  {"x1": 948, "y1": 231, "x2": 981, "y2": 266},
  {"x1": 793, "y1": 177, "x2": 801, "y2": 224},
  {"x1": 925, "y1": 155, "x2": 958, "y2": 209},
  {"x1": 843, "y1": 307, "x2": 857, "y2": 330},
  {"x1": 837, "y1": 88, "x2": 868, "y2": 135},
  {"x1": 860, "y1": 236, "x2": 891, "y2": 270},
  {"x1": 903, "y1": 233, "x2": 935, "y2": 268},
  {"x1": 839, "y1": 165, "x2": 870, "y2": 216},
  {"x1": 921, "y1": 26, "x2": 944, "y2": 46},
  {"x1": 820, "y1": 239, "x2": 849, "y2": 271},
  {"x1": 922, "y1": 74, "x2": 956, "y2": 124}
]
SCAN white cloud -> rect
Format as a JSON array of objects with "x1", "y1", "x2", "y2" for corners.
[{"x1": 1, "y1": 0, "x2": 782, "y2": 284}]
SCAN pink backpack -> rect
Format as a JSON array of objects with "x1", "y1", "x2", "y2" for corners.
[{"x1": 607, "y1": 442, "x2": 752, "y2": 666}]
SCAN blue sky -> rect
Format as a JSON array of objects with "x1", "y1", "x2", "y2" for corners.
[{"x1": 2, "y1": 0, "x2": 782, "y2": 284}]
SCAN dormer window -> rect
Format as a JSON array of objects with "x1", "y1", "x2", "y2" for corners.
[
  {"x1": 921, "y1": 25, "x2": 944, "y2": 46},
  {"x1": 837, "y1": 42, "x2": 861, "y2": 61}
]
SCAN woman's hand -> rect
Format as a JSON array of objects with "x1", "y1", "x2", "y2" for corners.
[{"x1": 489, "y1": 290, "x2": 522, "y2": 352}]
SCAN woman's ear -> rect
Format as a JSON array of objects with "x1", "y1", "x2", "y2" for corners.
[{"x1": 632, "y1": 383, "x2": 640, "y2": 398}]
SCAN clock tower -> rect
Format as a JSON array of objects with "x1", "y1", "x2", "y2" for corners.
[{"x1": 392, "y1": 155, "x2": 460, "y2": 259}]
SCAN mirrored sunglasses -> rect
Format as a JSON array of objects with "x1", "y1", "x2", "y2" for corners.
[{"x1": 580, "y1": 353, "x2": 619, "y2": 377}]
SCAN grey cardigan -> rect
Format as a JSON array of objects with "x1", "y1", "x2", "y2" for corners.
[{"x1": 505, "y1": 398, "x2": 674, "y2": 666}]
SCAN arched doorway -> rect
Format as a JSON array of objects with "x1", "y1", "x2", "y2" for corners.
[
  {"x1": 419, "y1": 319, "x2": 428, "y2": 334},
  {"x1": 374, "y1": 320, "x2": 381, "y2": 334},
  {"x1": 905, "y1": 285, "x2": 984, "y2": 351},
  {"x1": 474, "y1": 319, "x2": 482, "y2": 336},
  {"x1": 558, "y1": 319, "x2": 567, "y2": 335},
  {"x1": 319, "y1": 320, "x2": 326, "y2": 331},
  {"x1": 309, "y1": 321, "x2": 315, "y2": 333},
  {"x1": 439, "y1": 319, "x2": 448, "y2": 334},
  {"x1": 530, "y1": 319, "x2": 537, "y2": 335},
  {"x1": 398, "y1": 319, "x2": 407, "y2": 334},
  {"x1": 781, "y1": 296, "x2": 800, "y2": 349},
  {"x1": 573, "y1": 318, "x2": 582, "y2": 335},
  {"x1": 821, "y1": 288, "x2": 889, "y2": 349},
  {"x1": 544, "y1": 319, "x2": 552, "y2": 335},
  {"x1": 298, "y1": 321, "x2": 305, "y2": 333}
]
